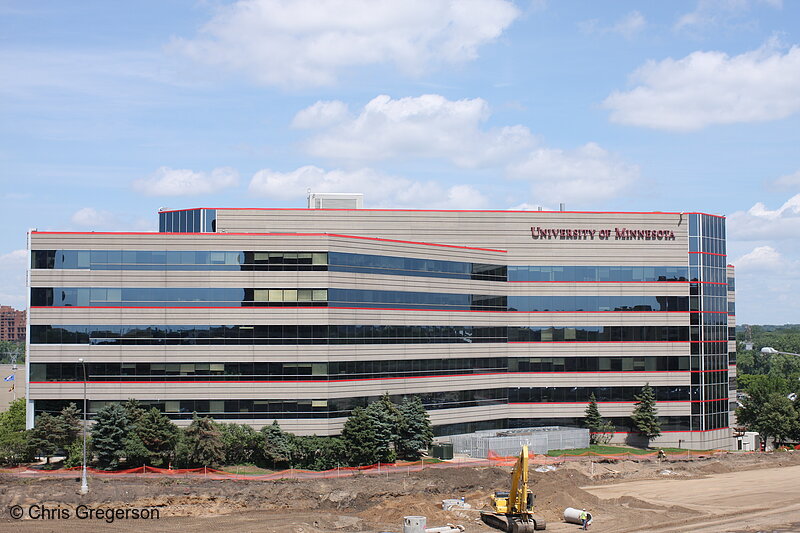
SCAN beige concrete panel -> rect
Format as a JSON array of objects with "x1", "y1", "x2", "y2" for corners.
[
  {"x1": 507, "y1": 372, "x2": 689, "y2": 387},
  {"x1": 30, "y1": 342, "x2": 692, "y2": 363},
  {"x1": 506, "y1": 402, "x2": 690, "y2": 418},
  {"x1": 216, "y1": 210, "x2": 690, "y2": 264},
  {"x1": 28, "y1": 343, "x2": 512, "y2": 362},
  {"x1": 30, "y1": 307, "x2": 689, "y2": 327},
  {"x1": 31, "y1": 270, "x2": 330, "y2": 288},
  {"x1": 30, "y1": 232, "x2": 507, "y2": 263},
  {"x1": 506, "y1": 343, "x2": 689, "y2": 357}
]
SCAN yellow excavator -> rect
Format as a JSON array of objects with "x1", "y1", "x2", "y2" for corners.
[{"x1": 480, "y1": 445, "x2": 546, "y2": 532}]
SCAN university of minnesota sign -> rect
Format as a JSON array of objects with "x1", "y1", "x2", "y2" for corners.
[{"x1": 530, "y1": 227, "x2": 676, "y2": 241}]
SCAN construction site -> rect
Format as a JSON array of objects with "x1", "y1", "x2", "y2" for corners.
[{"x1": 2, "y1": 450, "x2": 799, "y2": 533}]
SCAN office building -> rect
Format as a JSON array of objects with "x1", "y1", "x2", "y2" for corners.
[{"x1": 26, "y1": 203, "x2": 736, "y2": 449}]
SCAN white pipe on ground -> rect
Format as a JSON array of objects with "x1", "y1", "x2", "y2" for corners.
[
  {"x1": 425, "y1": 527, "x2": 465, "y2": 533},
  {"x1": 564, "y1": 507, "x2": 593, "y2": 525}
]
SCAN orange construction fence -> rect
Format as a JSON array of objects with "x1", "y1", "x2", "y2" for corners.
[{"x1": 0, "y1": 449, "x2": 732, "y2": 481}]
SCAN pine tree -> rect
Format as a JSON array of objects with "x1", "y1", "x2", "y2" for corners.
[
  {"x1": 396, "y1": 396, "x2": 433, "y2": 460},
  {"x1": 91, "y1": 403, "x2": 129, "y2": 470},
  {"x1": 30, "y1": 412, "x2": 64, "y2": 465},
  {"x1": 58, "y1": 402, "x2": 82, "y2": 446},
  {"x1": 125, "y1": 407, "x2": 179, "y2": 467},
  {"x1": 341, "y1": 406, "x2": 381, "y2": 466},
  {"x1": 631, "y1": 383, "x2": 661, "y2": 445},
  {"x1": 184, "y1": 414, "x2": 224, "y2": 468},
  {"x1": 122, "y1": 398, "x2": 146, "y2": 428},
  {"x1": 366, "y1": 393, "x2": 399, "y2": 463},
  {"x1": 261, "y1": 421, "x2": 292, "y2": 469},
  {"x1": 584, "y1": 393, "x2": 614, "y2": 445},
  {"x1": 137, "y1": 408, "x2": 179, "y2": 466}
]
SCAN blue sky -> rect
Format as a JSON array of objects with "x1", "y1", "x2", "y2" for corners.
[{"x1": 1, "y1": 0, "x2": 799, "y2": 323}]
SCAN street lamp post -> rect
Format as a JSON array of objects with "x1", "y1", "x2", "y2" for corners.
[
  {"x1": 761, "y1": 347, "x2": 800, "y2": 357},
  {"x1": 78, "y1": 358, "x2": 88, "y2": 495}
]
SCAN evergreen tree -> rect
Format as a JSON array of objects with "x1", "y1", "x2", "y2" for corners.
[
  {"x1": 631, "y1": 383, "x2": 661, "y2": 445},
  {"x1": 30, "y1": 412, "x2": 64, "y2": 465},
  {"x1": 584, "y1": 393, "x2": 614, "y2": 445},
  {"x1": 365, "y1": 394, "x2": 399, "y2": 463},
  {"x1": 396, "y1": 396, "x2": 433, "y2": 460},
  {"x1": 341, "y1": 406, "x2": 382, "y2": 466},
  {"x1": 122, "y1": 407, "x2": 179, "y2": 467},
  {"x1": 261, "y1": 421, "x2": 292, "y2": 469},
  {"x1": 58, "y1": 402, "x2": 82, "y2": 446},
  {"x1": 122, "y1": 398, "x2": 146, "y2": 428},
  {"x1": 184, "y1": 414, "x2": 224, "y2": 468},
  {"x1": 91, "y1": 403, "x2": 129, "y2": 470},
  {"x1": 135, "y1": 408, "x2": 179, "y2": 467},
  {"x1": 0, "y1": 398, "x2": 33, "y2": 465},
  {"x1": 219, "y1": 423, "x2": 261, "y2": 465}
]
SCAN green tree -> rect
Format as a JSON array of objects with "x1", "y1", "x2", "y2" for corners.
[
  {"x1": 395, "y1": 396, "x2": 433, "y2": 460},
  {"x1": 91, "y1": 403, "x2": 129, "y2": 470},
  {"x1": 760, "y1": 395, "x2": 800, "y2": 445},
  {"x1": 30, "y1": 412, "x2": 65, "y2": 465},
  {"x1": 0, "y1": 398, "x2": 33, "y2": 465},
  {"x1": 122, "y1": 399, "x2": 146, "y2": 428},
  {"x1": 219, "y1": 423, "x2": 261, "y2": 465},
  {"x1": 123, "y1": 407, "x2": 179, "y2": 467},
  {"x1": 584, "y1": 393, "x2": 614, "y2": 445},
  {"x1": 184, "y1": 414, "x2": 224, "y2": 468},
  {"x1": 631, "y1": 384, "x2": 661, "y2": 445},
  {"x1": 290, "y1": 435, "x2": 345, "y2": 470},
  {"x1": 737, "y1": 375, "x2": 796, "y2": 446},
  {"x1": 261, "y1": 421, "x2": 292, "y2": 469},
  {"x1": 341, "y1": 406, "x2": 382, "y2": 466},
  {"x1": 59, "y1": 403, "x2": 82, "y2": 446},
  {"x1": 0, "y1": 341, "x2": 24, "y2": 364}
]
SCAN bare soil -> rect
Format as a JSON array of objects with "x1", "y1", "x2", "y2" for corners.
[{"x1": 1, "y1": 452, "x2": 799, "y2": 532}]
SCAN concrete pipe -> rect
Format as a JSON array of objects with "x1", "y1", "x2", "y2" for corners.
[
  {"x1": 404, "y1": 516, "x2": 427, "y2": 533},
  {"x1": 563, "y1": 507, "x2": 593, "y2": 525}
]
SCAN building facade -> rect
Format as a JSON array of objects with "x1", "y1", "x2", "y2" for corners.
[
  {"x1": 0, "y1": 305, "x2": 26, "y2": 342},
  {"x1": 26, "y1": 207, "x2": 736, "y2": 449}
]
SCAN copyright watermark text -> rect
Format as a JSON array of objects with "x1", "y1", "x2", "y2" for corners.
[{"x1": 8, "y1": 504, "x2": 160, "y2": 523}]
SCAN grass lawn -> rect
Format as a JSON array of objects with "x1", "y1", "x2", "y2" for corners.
[{"x1": 546, "y1": 444, "x2": 714, "y2": 457}]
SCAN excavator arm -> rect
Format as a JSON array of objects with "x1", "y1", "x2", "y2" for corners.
[
  {"x1": 507, "y1": 445, "x2": 529, "y2": 514},
  {"x1": 480, "y1": 444, "x2": 546, "y2": 532}
]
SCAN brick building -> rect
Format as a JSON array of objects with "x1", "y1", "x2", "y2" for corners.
[{"x1": 0, "y1": 306, "x2": 26, "y2": 342}]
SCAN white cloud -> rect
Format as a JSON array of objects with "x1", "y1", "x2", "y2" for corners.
[
  {"x1": 0, "y1": 250, "x2": 28, "y2": 310},
  {"x1": 70, "y1": 207, "x2": 118, "y2": 228},
  {"x1": 506, "y1": 142, "x2": 640, "y2": 204},
  {"x1": 603, "y1": 39, "x2": 800, "y2": 131},
  {"x1": 69, "y1": 208, "x2": 155, "y2": 232},
  {"x1": 580, "y1": 11, "x2": 646, "y2": 39},
  {"x1": 248, "y1": 165, "x2": 489, "y2": 209},
  {"x1": 771, "y1": 170, "x2": 800, "y2": 189},
  {"x1": 734, "y1": 245, "x2": 786, "y2": 270},
  {"x1": 298, "y1": 94, "x2": 535, "y2": 167},
  {"x1": 294, "y1": 93, "x2": 641, "y2": 205},
  {"x1": 675, "y1": 0, "x2": 782, "y2": 32},
  {"x1": 132, "y1": 166, "x2": 239, "y2": 196},
  {"x1": 727, "y1": 194, "x2": 800, "y2": 241},
  {"x1": 171, "y1": 0, "x2": 520, "y2": 87},
  {"x1": 291, "y1": 100, "x2": 349, "y2": 129}
]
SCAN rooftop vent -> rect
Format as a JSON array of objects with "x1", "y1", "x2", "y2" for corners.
[{"x1": 307, "y1": 192, "x2": 364, "y2": 209}]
